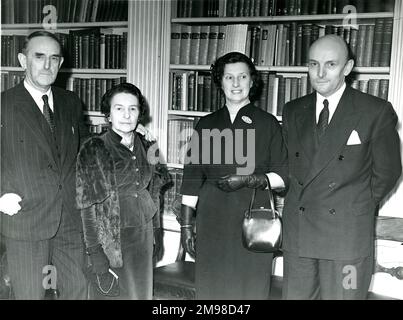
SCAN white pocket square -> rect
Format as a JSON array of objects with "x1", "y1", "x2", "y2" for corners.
[{"x1": 347, "y1": 130, "x2": 361, "y2": 145}]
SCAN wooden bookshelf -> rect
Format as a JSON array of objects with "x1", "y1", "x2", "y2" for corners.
[
  {"x1": 170, "y1": 64, "x2": 391, "y2": 74},
  {"x1": 1, "y1": 0, "x2": 129, "y2": 133},
  {"x1": 172, "y1": 12, "x2": 394, "y2": 23},
  {"x1": 1, "y1": 21, "x2": 128, "y2": 30},
  {"x1": 1, "y1": 67, "x2": 127, "y2": 74}
]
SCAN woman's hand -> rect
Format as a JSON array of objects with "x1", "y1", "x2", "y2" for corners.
[
  {"x1": 136, "y1": 124, "x2": 155, "y2": 142},
  {"x1": 87, "y1": 244, "x2": 110, "y2": 275},
  {"x1": 216, "y1": 174, "x2": 268, "y2": 192}
]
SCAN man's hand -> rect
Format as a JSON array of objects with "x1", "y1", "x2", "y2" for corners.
[
  {"x1": 136, "y1": 123, "x2": 155, "y2": 142},
  {"x1": 0, "y1": 193, "x2": 22, "y2": 216},
  {"x1": 216, "y1": 174, "x2": 268, "y2": 192}
]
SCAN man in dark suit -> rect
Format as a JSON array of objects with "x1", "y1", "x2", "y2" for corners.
[
  {"x1": 0, "y1": 31, "x2": 89, "y2": 299},
  {"x1": 281, "y1": 35, "x2": 401, "y2": 299}
]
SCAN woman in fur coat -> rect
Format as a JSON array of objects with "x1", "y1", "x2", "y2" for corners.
[{"x1": 76, "y1": 83, "x2": 169, "y2": 299}]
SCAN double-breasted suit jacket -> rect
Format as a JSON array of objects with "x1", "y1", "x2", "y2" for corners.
[
  {"x1": 282, "y1": 86, "x2": 401, "y2": 261},
  {"x1": 1, "y1": 83, "x2": 88, "y2": 241}
]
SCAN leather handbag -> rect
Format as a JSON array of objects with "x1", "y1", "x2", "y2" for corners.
[{"x1": 242, "y1": 176, "x2": 282, "y2": 253}]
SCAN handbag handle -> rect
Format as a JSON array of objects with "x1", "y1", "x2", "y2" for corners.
[{"x1": 247, "y1": 174, "x2": 276, "y2": 214}]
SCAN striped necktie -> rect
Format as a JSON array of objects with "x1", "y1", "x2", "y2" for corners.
[
  {"x1": 317, "y1": 99, "x2": 329, "y2": 141},
  {"x1": 42, "y1": 94, "x2": 55, "y2": 133}
]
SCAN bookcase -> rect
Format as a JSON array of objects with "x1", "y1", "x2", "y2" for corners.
[
  {"x1": 0, "y1": 0, "x2": 129, "y2": 134},
  {"x1": 161, "y1": 0, "x2": 401, "y2": 220}
]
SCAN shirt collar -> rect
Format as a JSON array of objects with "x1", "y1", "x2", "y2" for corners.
[
  {"x1": 315, "y1": 83, "x2": 346, "y2": 123},
  {"x1": 24, "y1": 80, "x2": 54, "y2": 112}
]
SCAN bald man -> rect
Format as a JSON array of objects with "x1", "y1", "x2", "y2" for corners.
[{"x1": 281, "y1": 35, "x2": 401, "y2": 299}]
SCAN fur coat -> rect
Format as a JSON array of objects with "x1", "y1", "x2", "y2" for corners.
[{"x1": 76, "y1": 133, "x2": 170, "y2": 268}]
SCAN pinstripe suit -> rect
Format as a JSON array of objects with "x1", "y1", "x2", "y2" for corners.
[{"x1": 1, "y1": 82, "x2": 89, "y2": 299}]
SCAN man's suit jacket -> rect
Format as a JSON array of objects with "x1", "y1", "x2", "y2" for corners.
[
  {"x1": 1, "y1": 83, "x2": 88, "y2": 241},
  {"x1": 282, "y1": 86, "x2": 401, "y2": 260}
]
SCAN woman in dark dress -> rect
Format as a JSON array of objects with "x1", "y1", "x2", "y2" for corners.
[
  {"x1": 76, "y1": 83, "x2": 169, "y2": 299},
  {"x1": 179, "y1": 52, "x2": 288, "y2": 299}
]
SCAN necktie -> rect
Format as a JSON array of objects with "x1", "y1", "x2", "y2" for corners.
[
  {"x1": 317, "y1": 99, "x2": 329, "y2": 141},
  {"x1": 42, "y1": 94, "x2": 55, "y2": 133}
]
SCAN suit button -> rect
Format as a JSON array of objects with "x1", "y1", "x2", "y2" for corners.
[
  {"x1": 329, "y1": 209, "x2": 336, "y2": 215},
  {"x1": 295, "y1": 152, "x2": 299, "y2": 157},
  {"x1": 58, "y1": 185, "x2": 62, "y2": 190},
  {"x1": 338, "y1": 155, "x2": 344, "y2": 160},
  {"x1": 132, "y1": 156, "x2": 136, "y2": 160},
  {"x1": 299, "y1": 206, "x2": 305, "y2": 212}
]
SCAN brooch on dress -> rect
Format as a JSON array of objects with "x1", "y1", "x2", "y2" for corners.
[{"x1": 242, "y1": 116, "x2": 252, "y2": 124}]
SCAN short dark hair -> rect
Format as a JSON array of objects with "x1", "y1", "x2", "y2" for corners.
[
  {"x1": 100, "y1": 82, "x2": 145, "y2": 118},
  {"x1": 211, "y1": 51, "x2": 262, "y2": 102},
  {"x1": 22, "y1": 31, "x2": 63, "y2": 55}
]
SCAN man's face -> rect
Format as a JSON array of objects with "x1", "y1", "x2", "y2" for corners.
[
  {"x1": 18, "y1": 36, "x2": 64, "y2": 92},
  {"x1": 308, "y1": 41, "x2": 353, "y2": 97}
]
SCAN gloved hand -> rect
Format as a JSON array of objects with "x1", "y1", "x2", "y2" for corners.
[
  {"x1": 180, "y1": 204, "x2": 196, "y2": 258},
  {"x1": 216, "y1": 174, "x2": 268, "y2": 192},
  {"x1": 87, "y1": 244, "x2": 109, "y2": 275},
  {"x1": 153, "y1": 227, "x2": 164, "y2": 262}
]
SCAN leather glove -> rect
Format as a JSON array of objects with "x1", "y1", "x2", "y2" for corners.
[
  {"x1": 87, "y1": 244, "x2": 109, "y2": 275},
  {"x1": 153, "y1": 227, "x2": 164, "y2": 262},
  {"x1": 216, "y1": 174, "x2": 268, "y2": 192},
  {"x1": 180, "y1": 204, "x2": 196, "y2": 258}
]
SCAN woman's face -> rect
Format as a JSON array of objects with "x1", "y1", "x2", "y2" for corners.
[
  {"x1": 221, "y1": 62, "x2": 253, "y2": 106},
  {"x1": 109, "y1": 92, "x2": 140, "y2": 135}
]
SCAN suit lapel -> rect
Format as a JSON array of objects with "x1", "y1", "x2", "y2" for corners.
[
  {"x1": 296, "y1": 93, "x2": 316, "y2": 162},
  {"x1": 53, "y1": 87, "x2": 74, "y2": 172},
  {"x1": 303, "y1": 87, "x2": 362, "y2": 187},
  {"x1": 14, "y1": 84, "x2": 59, "y2": 168}
]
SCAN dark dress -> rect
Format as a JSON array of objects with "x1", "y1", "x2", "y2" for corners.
[
  {"x1": 181, "y1": 103, "x2": 288, "y2": 299},
  {"x1": 77, "y1": 129, "x2": 167, "y2": 299}
]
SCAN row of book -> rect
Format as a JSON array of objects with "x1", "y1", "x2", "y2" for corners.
[
  {"x1": 170, "y1": 19, "x2": 393, "y2": 67},
  {"x1": 176, "y1": 0, "x2": 395, "y2": 18},
  {"x1": 1, "y1": 0, "x2": 128, "y2": 24},
  {"x1": 169, "y1": 70, "x2": 389, "y2": 116},
  {"x1": 1, "y1": 30, "x2": 127, "y2": 69},
  {"x1": 88, "y1": 123, "x2": 109, "y2": 134},
  {"x1": 167, "y1": 118, "x2": 198, "y2": 165},
  {"x1": 170, "y1": 71, "x2": 226, "y2": 113},
  {"x1": 67, "y1": 77, "x2": 127, "y2": 111},
  {"x1": 350, "y1": 79, "x2": 389, "y2": 100},
  {"x1": 0, "y1": 71, "x2": 25, "y2": 92}
]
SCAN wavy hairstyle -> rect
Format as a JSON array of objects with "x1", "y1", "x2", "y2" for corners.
[
  {"x1": 211, "y1": 51, "x2": 262, "y2": 102},
  {"x1": 100, "y1": 82, "x2": 145, "y2": 119}
]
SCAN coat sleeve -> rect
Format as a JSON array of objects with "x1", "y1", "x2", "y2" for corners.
[
  {"x1": 141, "y1": 136, "x2": 173, "y2": 229},
  {"x1": 370, "y1": 102, "x2": 402, "y2": 203}
]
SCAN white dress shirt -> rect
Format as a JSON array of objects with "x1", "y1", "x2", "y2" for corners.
[
  {"x1": 24, "y1": 80, "x2": 54, "y2": 113},
  {"x1": 315, "y1": 82, "x2": 346, "y2": 124}
]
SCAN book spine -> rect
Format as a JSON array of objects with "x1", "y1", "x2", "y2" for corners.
[{"x1": 380, "y1": 19, "x2": 393, "y2": 67}]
